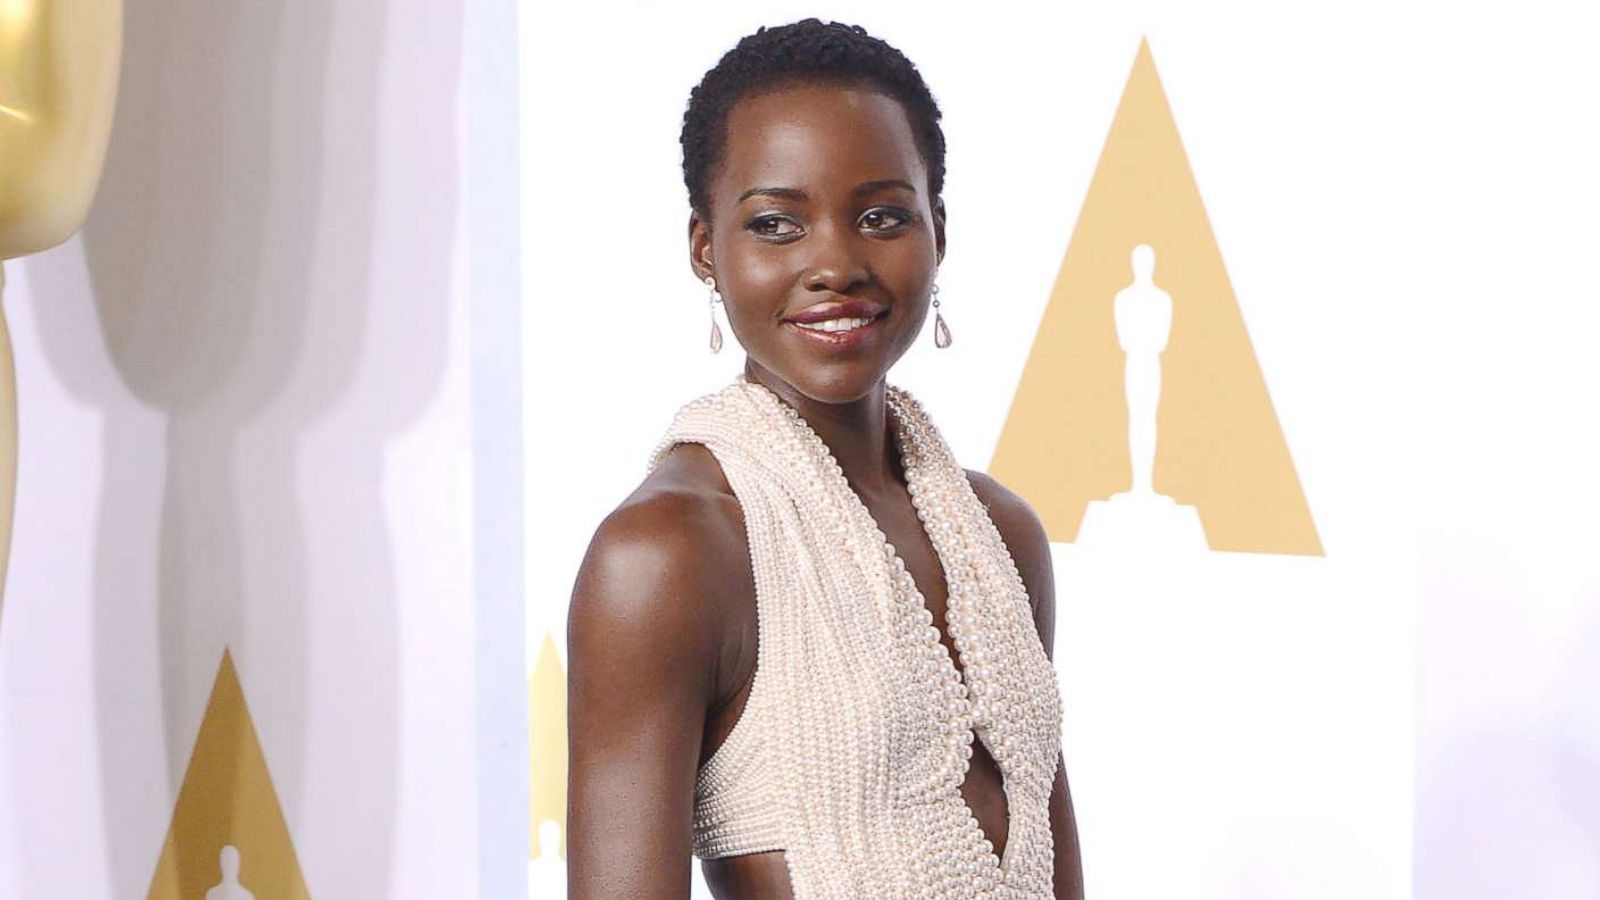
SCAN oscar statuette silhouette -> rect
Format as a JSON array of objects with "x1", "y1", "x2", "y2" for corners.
[{"x1": 1077, "y1": 244, "x2": 1206, "y2": 554}]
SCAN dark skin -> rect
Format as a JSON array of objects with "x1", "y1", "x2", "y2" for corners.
[{"x1": 567, "y1": 81, "x2": 1085, "y2": 899}]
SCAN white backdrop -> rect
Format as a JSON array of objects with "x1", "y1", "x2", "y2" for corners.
[{"x1": 526, "y1": 1, "x2": 1598, "y2": 899}]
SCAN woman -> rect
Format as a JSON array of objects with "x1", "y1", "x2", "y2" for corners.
[{"x1": 567, "y1": 19, "x2": 1084, "y2": 899}]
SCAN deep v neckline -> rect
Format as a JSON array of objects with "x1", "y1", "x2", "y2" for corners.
[
  {"x1": 743, "y1": 377, "x2": 1016, "y2": 876},
  {"x1": 745, "y1": 377, "x2": 974, "y2": 686}
]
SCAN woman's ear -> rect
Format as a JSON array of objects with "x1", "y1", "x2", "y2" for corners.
[
  {"x1": 932, "y1": 197, "x2": 947, "y2": 265},
  {"x1": 688, "y1": 210, "x2": 714, "y2": 282}
]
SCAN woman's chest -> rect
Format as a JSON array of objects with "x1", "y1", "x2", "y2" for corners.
[{"x1": 864, "y1": 488, "x2": 966, "y2": 674}]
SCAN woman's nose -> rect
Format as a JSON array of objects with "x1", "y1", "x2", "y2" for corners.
[{"x1": 801, "y1": 221, "x2": 868, "y2": 293}]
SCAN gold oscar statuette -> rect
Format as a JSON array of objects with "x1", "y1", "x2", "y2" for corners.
[{"x1": 0, "y1": 0, "x2": 123, "y2": 618}]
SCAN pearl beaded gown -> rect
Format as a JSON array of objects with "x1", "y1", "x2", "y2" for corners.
[{"x1": 648, "y1": 377, "x2": 1063, "y2": 899}]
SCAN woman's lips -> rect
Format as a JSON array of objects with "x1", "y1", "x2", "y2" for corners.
[
  {"x1": 784, "y1": 310, "x2": 887, "y2": 348},
  {"x1": 783, "y1": 299, "x2": 889, "y2": 349},
  {"x1": 786, "y1": 298, "x2": 887, "y2": 324}
]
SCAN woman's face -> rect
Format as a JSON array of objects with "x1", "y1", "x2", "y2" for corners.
[{"x1": 690, "y1": 81, "x2": 945, "y2": 405}]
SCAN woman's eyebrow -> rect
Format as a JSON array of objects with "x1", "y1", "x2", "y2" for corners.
[
  {"x1": 735, "y1": 180, "x2": 915, "y2": 205},
  {"x1": 853, "y1": 178, "x2": 916, "y2": 197},
  {"x1": 737, "y1": 186, "x2": 807, "y2": 204}
]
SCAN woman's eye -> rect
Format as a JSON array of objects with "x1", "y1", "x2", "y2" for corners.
[
  {"x1": 747, "y1": 215, "x2": 801, "y2": 237},
  {"x1": 860, "y1": 208, "x2": 912, "y2": 232}
]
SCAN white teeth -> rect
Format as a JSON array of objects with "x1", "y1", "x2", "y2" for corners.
[{"x1": 795, "y1": 316, "x2": 874, "y2": 333}]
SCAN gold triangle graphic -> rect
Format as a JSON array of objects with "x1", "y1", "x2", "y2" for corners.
[
  {"x1": 530, "y1": 629, "x2": 568, "y2": 859},
  {"x1": 147, "y1": 648, "x2": 310, "y2": 899},
  {"x1": 990, "y1": 38, "x2": 1322, "y2": 556}
]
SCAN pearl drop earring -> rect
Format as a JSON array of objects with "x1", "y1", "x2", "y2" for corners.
[
  {"x1": 931, "y1": 284, "x2": 951, "y2": 349},
  {"x1": 705, "y1": 275, "x2": 724, "y2": 353}
]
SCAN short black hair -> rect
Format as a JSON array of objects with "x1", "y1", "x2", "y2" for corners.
[{"x1": 680, "y1": 19, "x2": 946, "y2": 217}]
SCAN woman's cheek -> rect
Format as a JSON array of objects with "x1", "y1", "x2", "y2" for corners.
[{"x1": 725, "y1": 252, "x2": 796, "y2": 316}]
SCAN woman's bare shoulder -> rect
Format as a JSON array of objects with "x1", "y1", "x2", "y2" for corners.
[
  {"x1": 594, "y1": 442, "x2": 745, "y2": 571},
  {"x1": 568, "y1": 443, "x2": 749, "y2": 669},
  {"x1": 964, "y1": 469, "x2": 1049, "y2": 560},
  {"x1": 964, "y1": 469, "x2": 1057, "y2": 653}
]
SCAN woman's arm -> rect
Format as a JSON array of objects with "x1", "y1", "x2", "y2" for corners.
[
  {"x1": 968, "y1": 470, "x2": 1086, "y2": 900},
  {"x1": 566, "y1": 482, "x2": 744, "y2": 899}
]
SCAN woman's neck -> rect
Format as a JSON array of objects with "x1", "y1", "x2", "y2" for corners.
[{"x1": 744, "y1": 358, "x2": 902, "y2": 498}]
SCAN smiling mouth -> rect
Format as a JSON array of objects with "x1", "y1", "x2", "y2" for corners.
[
  {"x1": 783, "y1": 310, "x2": 888, "y2": 348},
  {"x1": 791, "y1": 315, "x2": 879, "y2": 333}
]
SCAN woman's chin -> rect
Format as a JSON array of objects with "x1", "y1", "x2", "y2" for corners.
[{"x1": 758, "y1": 363, "x2": 891, "y2": 407}]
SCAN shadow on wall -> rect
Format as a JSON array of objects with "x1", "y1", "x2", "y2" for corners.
[{"x1": 24, "y1": 0, "x2": 462, "y2": 895}]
